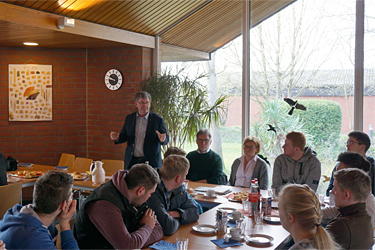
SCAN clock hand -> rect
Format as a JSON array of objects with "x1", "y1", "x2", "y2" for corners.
[{"x1": 109, "y1": 77, "x2": 116, "y2": 81}]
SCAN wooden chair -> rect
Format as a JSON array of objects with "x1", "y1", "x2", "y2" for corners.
[
  {"x1": 101, "y1": 159, "x2": 124, "y2": 173},
  {"x1": 55, "y1": 219, "x2": 75, "y2": 250},
  {"x1": 0, "y1": 182, "x2": 23, "y2": 220},
  {"x1": 71, "y1": 157, "x2": 93, "y2": 173},
  {"x1": 57, "y1": 153, "x2": 75, "y2": 169}
]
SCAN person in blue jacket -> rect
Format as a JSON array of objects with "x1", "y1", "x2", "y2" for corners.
[
  {"x1": 147, "y1": 154, "x2": 199, "y2": 235},
  {"x1": 0, "y1": 171, "x2": 78, "y2": 250},
  {"x1": 110, "y1": 91, "x2": 169, "y2": 170}
]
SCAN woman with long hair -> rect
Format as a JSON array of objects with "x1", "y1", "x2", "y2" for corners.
[
  {"x1": 278, "y1": 184, "x2": 338, "y2": 250},
  {"x1": 228, "y1": 136, "x2": 269, "y2": 189}
]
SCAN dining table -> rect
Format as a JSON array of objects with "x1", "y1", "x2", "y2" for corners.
[
  {"x1": 7, "y1": 164, "x2": 115, "y2": 205},
  {"x1": 148, "y1": 182, "x2": 290, "y2": 250},
  {"x1": 8, "y1": 164, "x2": 290, "y2": 249}
]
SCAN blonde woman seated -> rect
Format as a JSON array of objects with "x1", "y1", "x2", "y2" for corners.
[
  {"x1": 279, "y1": 184, "x2": 338, "y2": 250},
  {"x1": 229, "y1": 136, "x2": 268, "y2": 189}
]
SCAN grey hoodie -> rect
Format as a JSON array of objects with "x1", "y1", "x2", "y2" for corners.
[{"x1": 271, "y1": 147, "x2": 321, "y2": 192}]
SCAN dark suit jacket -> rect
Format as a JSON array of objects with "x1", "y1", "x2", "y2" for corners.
[{"x1": 115, "y1": 112, "x2": 169, "y2": 169}]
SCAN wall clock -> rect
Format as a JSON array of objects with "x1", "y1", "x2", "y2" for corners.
[{"x1": 104, "y1": 69, "x2": 123, "y2": 91}]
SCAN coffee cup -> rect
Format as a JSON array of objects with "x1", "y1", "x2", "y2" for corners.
[
  {"x1": 207, "y1": 189, "x2": 215, "y2": 197},
  {"x1": 232, "y1": 210, "x2": 242, "y2": 220},
  {"x1": 230, "y1": 227, "x2": 241, "y2": 238}
]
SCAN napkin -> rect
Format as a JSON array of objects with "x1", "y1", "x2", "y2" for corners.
[
  {"x1": 150, "y1": 240, "x2": 177, "y2": 250},
  {"x1": 211, "y1": 238, "x2": 243, "y2": 248},
  {"x1": 55, "y1": 166, "x2": 68, "y2": 170}
]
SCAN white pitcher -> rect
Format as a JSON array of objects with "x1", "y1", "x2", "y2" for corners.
[{"x1": 90, "y1": 161, "x2": 105, "y2": 184}]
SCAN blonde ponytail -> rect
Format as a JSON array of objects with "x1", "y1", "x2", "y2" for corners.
[{"x1": 279, "y1": 184, "x2": 339, "y2": 250}]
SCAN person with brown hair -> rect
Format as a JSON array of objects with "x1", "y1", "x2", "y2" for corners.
[
  {"x1": 147, "y1": 155, "x2": 199, "y2": 235},
  {"x1": 272, "y1": 131, "x2": 321, "y2": 192},
  {"x1": 326, "y1": 131, "x2": 375, "y2": 196},
  {"x1": 326, "y1": 168, "x2": 374, "y2": 249},
  {"x1": 278, "y1": 184, "x2": 338, "y2": 250},
  {"x1": 229, "y1": 136, "x2": 269, "y2": 189},
  {"x1": 322, "y1": 151, "x2": 375, "y2": 228},
  {"x1": 0, "y1": 171, "x2": 78, "y2": 249},
  {"x1": 73, "y1": 164, "x2": 163, "y2": 249}
]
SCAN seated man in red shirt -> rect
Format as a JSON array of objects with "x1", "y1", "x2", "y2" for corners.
[{"x1": 73, "y1": 164, "x2": 163, "y2": 249}]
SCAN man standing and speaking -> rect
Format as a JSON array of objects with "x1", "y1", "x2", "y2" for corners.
[{"x1": 110, "y1": 91, "x2": 169, "y2": 170}]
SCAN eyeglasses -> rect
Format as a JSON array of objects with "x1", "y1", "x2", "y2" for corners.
[
  {"x1": 346, "y1": 141, "x2": 362, "y2": 146},
  {"x1": 137, "y1": 101, "x2": 150, "y2": 105},
  {"x1": 244, "y1": 145, "x2": 257, "y2": 149},
  {"x1": 197, "y1": 139, "x2": 210, "y2": 143}
]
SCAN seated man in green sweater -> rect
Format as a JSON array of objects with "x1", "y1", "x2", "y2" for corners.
[{"x1": 186, "y1": 128, "x2": 224, "y2": 184}]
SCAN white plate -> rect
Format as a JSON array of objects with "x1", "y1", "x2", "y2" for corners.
[
  {"x1": 7, "y1": 177, "x2": 20, "y2": 183},
  {"x1": 18, "y1": 163, "x2": 33, "y2": 167},
  {"x1": 246, "y1": 234, "x2": 274, "y2": 245},
  {"x1": 219, "y1": 207, "x2": 237, "y2": 213},
  {"x1": 263, "y1": 215, "x2": 281, "y2": 224},
  {"x1": 203, "y1": 194, "x2": 217, "y2": 199},
  {"x1": 189, "y1": 192, "x2": 197, "y2": 197},
  {"x1": 192, "y1": 224, "x2": 217, "y2": 234}
]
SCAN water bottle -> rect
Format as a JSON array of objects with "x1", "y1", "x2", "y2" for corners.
[
  {"x1": 249, "y1": 179, "x2": 260, "y2": 216},
  {"x1": 254, "y1": 178, "x2": 261, "y2": 209}
]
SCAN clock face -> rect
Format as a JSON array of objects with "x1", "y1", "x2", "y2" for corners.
[{"x1": 105, "y1": 69, "x2": 123, "y2": 91}]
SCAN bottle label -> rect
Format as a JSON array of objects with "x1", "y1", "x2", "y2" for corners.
[{"x1": 249, "y1": 193, "x2": 258, "y2": 202}]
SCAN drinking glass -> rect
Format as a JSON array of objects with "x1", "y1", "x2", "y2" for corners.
[
  {"x1": 217, "y1": 220, "x2": 227, "y2": 234},
  {"x1": 236, "y1": 218, "x2": 246, "y2": 235},
  {"x1": 242, "y1": 198, "x2": 249, "y2": 212},
  {"x1": 176, "y1": 237, "x2": 188, "y2": 250},
  {"x1": 254, "y1": 211, "x2": 264, "y2": 225}
]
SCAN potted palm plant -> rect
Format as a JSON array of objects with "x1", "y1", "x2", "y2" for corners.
[{"x1": 142, "y1": 71, "x2": 228, "y2": 148}]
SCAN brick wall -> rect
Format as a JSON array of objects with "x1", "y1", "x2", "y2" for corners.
[
  {"x1": 87, "y1": 46, "x2": 153, "y2": 162},
  {"x1": 0, "y1": 46, "x2": 152, "y2": 165}
]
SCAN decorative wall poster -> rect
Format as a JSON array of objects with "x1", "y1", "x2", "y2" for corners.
[{"x1": 8, "y1": 64, "x2": 52, "y2": 121}]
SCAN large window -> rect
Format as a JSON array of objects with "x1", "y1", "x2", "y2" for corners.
[{"x1": 162, "y1": 0, "x2": 373, "y2": 194}]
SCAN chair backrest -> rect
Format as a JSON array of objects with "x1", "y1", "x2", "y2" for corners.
[
  {"x1": 71, "y1": 157, "x2": 93, "y2": 173},
  {"x1": 58, "y1": 153, "x2": 75, "y2": 169},
  {"x1": 0, "y1": 182, "x2": 23, "y2": 220},
  {"x1": 101, "y1": 159, "x2": 124, "y2": 173}
]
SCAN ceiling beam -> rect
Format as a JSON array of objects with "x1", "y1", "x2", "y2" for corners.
[{"x1": 160, "y1": 43, "x2": 210, "y2": 62}]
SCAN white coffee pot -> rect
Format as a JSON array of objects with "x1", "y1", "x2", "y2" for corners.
[{"x1": 90, "y1": 161, "x2": 105, "y2": 184}]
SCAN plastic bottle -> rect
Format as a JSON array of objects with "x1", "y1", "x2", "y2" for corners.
[
  {"x1": 249, "y1": 179, "x2": 260, "y2": 216},
  {"x1": 254, "y1": 178, "x2": 261, "y2": 209}
]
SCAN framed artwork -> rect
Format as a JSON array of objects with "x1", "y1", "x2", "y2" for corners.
[{"x1": 8, "y1": 64, "x2": 52, "y2": 121}]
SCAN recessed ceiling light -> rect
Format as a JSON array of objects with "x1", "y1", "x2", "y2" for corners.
[{"x1": 23, "y1": 42, "x2": 38, "y2": 46}]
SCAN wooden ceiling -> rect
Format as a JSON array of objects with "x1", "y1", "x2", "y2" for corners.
[{"x1": 0, "y1": 0, "x2": 296, "y2": 61}]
